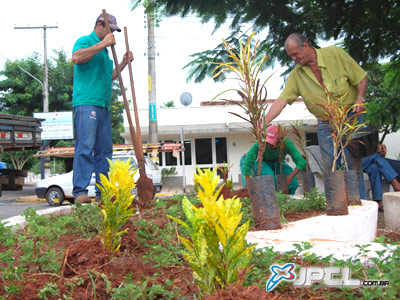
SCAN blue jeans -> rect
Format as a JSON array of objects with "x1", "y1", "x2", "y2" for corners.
[
  {"x1": 317, "y1": 112, "x2": 363, "y2": 193},
  {"x1": 362, "y1": 154, "x2": 399, "y2": 201},
  {"x1": 386, "y1": 158, "x2": 400, "y2": 181},
  {"x1": 73, "y1": 105, "x2": 113, "y2": 198}
]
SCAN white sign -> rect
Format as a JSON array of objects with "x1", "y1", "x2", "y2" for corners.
[{"x1": 34, "y1": 112, "x2": 74, "y2": 140}]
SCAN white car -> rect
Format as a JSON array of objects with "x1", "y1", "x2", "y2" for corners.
[{"x1": 35, "y1": 153, "x2": 162, "y2": 206}]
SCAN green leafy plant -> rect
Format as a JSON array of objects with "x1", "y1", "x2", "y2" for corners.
[
  {"x1": 212, "y1": 32, "x2": 278, "y2": 175},
  {"x1": 37, "y1": 282, "x2": 59, "y2": 300},
  {"x1": 112, "y1": 278, "x2": 180, "y2": 300},
  {"x1": 277, "y1": 189, "x2": 327, "y2": 214},
  {"x1": 1, "y1": 184, "x2": 400, "y2": 299},
  {"x1": 161, "y1": 167, "x2": 177, "y2": 184},
  {"x1": 18, "y1": 208, "x2": 65, "y2": 273},
  {"x1": 168, "y1": 167, "x2": 256, "y2": 295},
  {"x1": 97, "y1": 158, "x2": 138, "y2": 252}
]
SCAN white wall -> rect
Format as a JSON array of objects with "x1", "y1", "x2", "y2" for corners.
[
  {"x1": 381, "y1": 131, "x2": 400, "y2": 160},
  {"x1": 122, "y1": 102, "x2": 318, "y2": 186}
]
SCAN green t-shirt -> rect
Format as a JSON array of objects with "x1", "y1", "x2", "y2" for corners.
[
  {"x1": 243, "y1": 138, "x2": 306, "y2": 176},
  {"x1": 72, "y1": 31, "x2": 113, "y2": 109},
  {"x1": 279, "y1": 46, "x2": 367, "y2": 120}
]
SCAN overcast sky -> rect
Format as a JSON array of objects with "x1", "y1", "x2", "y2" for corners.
[{"x1": 1, "y1": 0, "x2": 285, "y2": 109}]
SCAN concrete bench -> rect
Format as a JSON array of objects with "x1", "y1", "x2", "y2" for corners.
[{"x1": 383, "y1": 192, "x2": 400, "y2": 233}]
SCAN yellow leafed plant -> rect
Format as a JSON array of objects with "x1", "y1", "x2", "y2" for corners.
[
  {"x1": 169, "y1": 167, "x2": 256, "y2": 295},
  {"x1": 97, "y1": 158, "x2": 137, "y2": 252}
]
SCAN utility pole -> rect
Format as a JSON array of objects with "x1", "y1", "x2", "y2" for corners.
[
  {"x1": 147, "y1": 13, "x2": 158, "y2": 144},
  {"x1": 15, "y1": 25, "x2": 58, "y2": 179},
  {"x1": 14, "y1": 25, "x2": 58, "y2": 113}
]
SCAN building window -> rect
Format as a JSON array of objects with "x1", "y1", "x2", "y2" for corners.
[
  {"x1": 215, "y1": 137, "x2": 227, "y2": 163},
  {"x1": 194, "y1": 137, "x2": 228, "y2": 166},
  {"x1": 157, "y1": 140, "x2": 163, "y2": 166},
  {"x1": 164, "y1": 140, "x2": 178, "y2": 166},
  {"x1": 180, "y1": 140, "x2": 192, "y2": 166},
  {"x1": 195, "y1": 138, "x2": 212, "y2": 164}
]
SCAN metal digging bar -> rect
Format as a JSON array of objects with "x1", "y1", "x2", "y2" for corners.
[
  {"x1": 123, "y1": 25, "x2": 154, "y2": 203},
  {"x1": 102, "y1": 9, "x2": 153, "y2": 204}
]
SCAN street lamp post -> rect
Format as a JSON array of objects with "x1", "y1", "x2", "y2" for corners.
[
  {"x1": 14, "y1": 25, "x2": 58, "y2": 112},
  {"x1": 15, "y1": 25, "x2": 58, "y2": 179},
  {"x1": 16, "y1": 66, "x2": 47, "y2": 179}
]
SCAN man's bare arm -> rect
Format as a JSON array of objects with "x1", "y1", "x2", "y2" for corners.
[
  {"x1": 353, "y1": 75, "x2": 368, "y2": 112},
  {"x1": 72, "y1": 33, "x2": 115, "y2": 65},
  {"x1": 112, "y1": 51, "x2": 134, "y2": 81},
  {"x1": 264, "y1": 98, "x2": 288, "y2": 125}
]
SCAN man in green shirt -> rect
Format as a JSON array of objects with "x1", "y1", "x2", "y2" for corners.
[
  {"x1": 72, "y1": 13, "x2": 133, "y2": 203},
  {"x1": 241, "y1": 125, "x2": 306, "y2": 194},
  {"x1": 264, "y1": 33, "x2": 367, "y2": 191}
]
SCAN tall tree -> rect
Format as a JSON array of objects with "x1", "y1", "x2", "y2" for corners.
[
  {"x1": 0, "y1": 51, "x2": 73, "y2": 114},
  {"x1": 0, "y1": 51, "x2": 124, "y2": 144},
  {"x1": 48, "y1": 50, "x2": 74, "y2": 112},
  {"x1": 0, "y1": 53, "x2": 45, "y2": 115},
  {"x1": 110, "y1": 85, "x2": 125, "y2": 144}
]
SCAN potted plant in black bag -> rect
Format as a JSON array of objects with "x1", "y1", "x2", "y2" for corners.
[{"x1": 212, "y1": 33, "x2": 281, "y2": 230}]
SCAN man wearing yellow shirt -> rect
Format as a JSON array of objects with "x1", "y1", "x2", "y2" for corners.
[{"x1": 264, "y1": 33, "x2": 367, "y2": 184}]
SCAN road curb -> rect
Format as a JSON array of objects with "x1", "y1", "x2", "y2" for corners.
[
  {"x1": 14, "y1": 191, "x2": 181, "y2": 204},
  {"x1": 16, "y1": 196, "x2": 46, "y2": 203}
]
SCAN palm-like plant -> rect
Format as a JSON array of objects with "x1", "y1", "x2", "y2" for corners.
[
  {"x1": 218, "y1": 161, "x2": 233, "y2": 190},
  {"x1": 291, "y1": 120, "x2": 310, "y2": 173},
  {"x1": 275, "y1": 124, "x2": 288, "y2": 174},
  {"x1": 310, "y1": 86, "x2": 365, "y2": 172},
  {"x1": 212, "y1": 32, "x2": 278, "y2": 176}
]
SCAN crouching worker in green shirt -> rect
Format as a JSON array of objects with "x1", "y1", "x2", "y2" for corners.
[{"x1": 240, "y1": 125, "x2": 306, "y2": 195}]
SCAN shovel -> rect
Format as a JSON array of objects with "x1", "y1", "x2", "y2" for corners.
[{"x1": 102, "y1": 9, "x2": 153, "y2": 204}]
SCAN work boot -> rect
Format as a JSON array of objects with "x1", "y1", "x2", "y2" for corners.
[{"x1": 75, "y1": 193, "x2": 91, "y2": 204}]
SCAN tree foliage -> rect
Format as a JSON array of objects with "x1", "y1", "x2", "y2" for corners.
[
  {"x1": 110, "y1": 86, "x2": 125, "y2": 144},
  {"x1": 139, "y1": 0, "x2": 399, "y2": 82},
  {"x1": 0, "y1": 50, "x2": 125, "y2": 144},
  {"x1": 0, "y1": 50, "x2": 126, "y2": 170},
  {"x1": 134, "y1": 0, "x2": 400, "y2": 135},
  {"x1": 0, "y1": 50, "x2": 75, "y2": 114},
  {"x1": 0, "y1": 53, "x2": 47, "y2": 115},
  {"x1": 160, "y1": 100, "x2": 175, "y2": 108},
  {"x1": 365, "y1": 63, "x2": 400, "y2": 143}
]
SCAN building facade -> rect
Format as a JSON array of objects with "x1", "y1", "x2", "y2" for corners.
[{"x1": 121, "y1": 100, "x2": 319, "y2": 187}]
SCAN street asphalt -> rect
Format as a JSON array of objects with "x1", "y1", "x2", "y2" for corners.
[
  {"x1": 0, "y1": 185, "x2": 51, "y2": 220},
  {"x1": 0, "y1": 184, "x2": 183, "y2": 221}
]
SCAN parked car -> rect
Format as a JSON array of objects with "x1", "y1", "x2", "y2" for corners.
[{"x1": 36, "y1": 153, "x2": 162, "y2": 206}]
